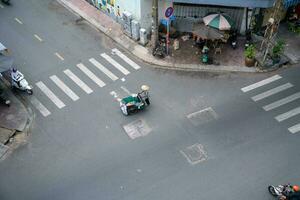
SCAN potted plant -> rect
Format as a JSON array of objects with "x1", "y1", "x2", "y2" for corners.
[
  {"x1": 244, "y1": 44, "x2": 255, "y2": 67},
  {"x1": 272, "y1": 39, "x2": 285, "y2": 64}
]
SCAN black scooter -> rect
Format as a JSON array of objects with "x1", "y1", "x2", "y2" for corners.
[
  {"x1": 230, "y1": 30, "x2": 237, "y2": 49},
  {"x1": 244, "y1": 30, "x2": 252, "y2": 49}
]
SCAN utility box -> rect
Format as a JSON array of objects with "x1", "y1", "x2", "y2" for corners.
[
  {"x1": 131, "y1": 20, "x2": 140, "y2": 41},
  {"x1": 122, "y1": 11, "x2": 132, "y2": 37},
  {"x1": 139, "y1": 28, "x2": 148, "y2": 46}
]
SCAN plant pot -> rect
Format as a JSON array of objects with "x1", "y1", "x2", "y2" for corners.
[{"x1": 245, "y1": 57, "x2": 255, "y2": 67}]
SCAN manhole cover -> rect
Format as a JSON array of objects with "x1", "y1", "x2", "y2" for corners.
[
  {"x1": 187, "y1": 107, "x2": 218, "y2": 126},
  {"x1": 123, "y1": 119, "x2": 151, "y2": 140},
  {"x1": 0, "y1": 143, "x2": 9, "y2": 159},
  {"x1": 180, "y1": 143, "x2": 208, "y2": 165}
]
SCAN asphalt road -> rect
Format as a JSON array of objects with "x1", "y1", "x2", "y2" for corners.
[{"x1": 0, "y1": 1, "x2": 299, "y2": 200}]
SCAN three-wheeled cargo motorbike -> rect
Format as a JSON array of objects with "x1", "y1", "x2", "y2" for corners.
[{"x1": 120, "y1": 85, "x2": 150, "y2": 115}]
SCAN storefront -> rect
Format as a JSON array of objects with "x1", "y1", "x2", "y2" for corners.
[{"x1": 171, "y1": 0, "x2": 276, "y2": 34}]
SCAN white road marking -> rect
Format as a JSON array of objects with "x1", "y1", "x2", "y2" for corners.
[
  {"x1": 54, "y1": 52, "x2": 64, "y2": 61},
  {"x1": 251, "y1": 83, "x2": 293, "y2": 102},
  {"x1": 101, "y1": 53, "x2": 130, "y2": 75},
  {"x1": 30, "y1": 96, "x2": 51, "y2": 117},
  {"x1": 64, "y1": 69, "x2": 93, "y2": 94},
  {"x1": 241, "y1": 75, "x2": 282, "y2": 93},
  {"x1": 120, "y1": 86, "x2": 131, "y2": 95},
  {"x1": 112, "y1": 48, "x2": 140, "y2": 70},
  {"x1": 89, "y1": 58, "x2": 118, "y2": 81},
  {"x1": 263, "y1": 92, "x2": 300, "y2": 111},
  {"x1": 275, "y1": 106, "x2": 300, "y2": 122},
  {"x1": 14, "y1": 17, "x2": 23, "y2": 24},
  {"x1": 77, "y1": 63, "x2": 106, "y2": 87},
  {"x1": 34, "y1": 34, "x2": 43, "y2": 42},
  {"x1": 110, "y1": 91, "x2": 121, "y2": 102},
  {"x1": 36, "y1": 81, "x2": 65, "y2": 109},
  {"x1": 288, "y1": 124, "x2": 300, "y2": 134},
  {"x1": 50, "y1": 75, "x2": 79, "y2": 101}
]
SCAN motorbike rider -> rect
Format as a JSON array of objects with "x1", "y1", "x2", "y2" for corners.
[
  {"x1": 280, "y1": 185, "x2": 300, "y2": 200},
  {"x1": 11, "y1": 67, "x2": 22, "y2": 87}
]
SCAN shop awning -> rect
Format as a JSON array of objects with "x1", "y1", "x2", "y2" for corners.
[
  {"x1": 284, "y1": 0, "x2": 300, "y2": 8},
  {"x1": 173, "y1": 0, "x2": 275, "y2": 8}
]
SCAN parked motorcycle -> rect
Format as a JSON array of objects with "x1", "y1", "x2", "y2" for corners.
[
  {"x1": 152, "y1": 44, "x2": 166, "y2": 58},
  {"x1": 230, "y1": 30, "x2": 237, "y2": 49},
  {"x1": 11, "y1": 69, "x2": 33, "y2": 95},
  {"x1": 245, "y1": 30, "x2": 252, "y2": 49}
]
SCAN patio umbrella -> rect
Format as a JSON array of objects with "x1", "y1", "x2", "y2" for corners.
[
  {"x1": 192, "y1": 23, "x2": 225, "y2": 41},
  {"x1": 203, "y1": 13, "x2": 235, "y2": 31}
]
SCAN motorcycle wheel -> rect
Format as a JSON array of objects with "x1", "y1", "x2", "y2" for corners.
[
  {"x1": 268, "y1": 186, "x2": 278, "y2": 196},
  {"x1": 26, "y1": 89, "x2": 33, "y2": 95}
]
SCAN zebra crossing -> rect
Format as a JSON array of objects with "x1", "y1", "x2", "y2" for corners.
[
  {"x1": 241, "y1": 75, "x2": 300, "y2": 134},
  {"x1": 29, "y1": 48, "x2": 141, "y2": 117}
]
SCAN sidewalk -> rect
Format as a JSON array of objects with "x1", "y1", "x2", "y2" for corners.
[
  {"x1": 0, "y1": 77, "x2": 33, "y2": 159},
  {"x1": 58, "y1": 0, "x2": 258, "y2": 73}
]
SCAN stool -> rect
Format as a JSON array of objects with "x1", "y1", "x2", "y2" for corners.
[{"x1": 215, "y1": 47, "x2": 221, "y2": 54}]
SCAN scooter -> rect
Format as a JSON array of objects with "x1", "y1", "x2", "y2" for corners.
[
  {"x1": 245, "y1": 30, "x2": 252, "y2": 49},
  {"x1": 11, "y1": 71, "x2": 33, "y2": 95},
  {"x1": 152, "y1": 44, "x2": 166, "y2": 58},
  {"x1": 230, "y1": 30, "x2": 237, "y2": 49},
  {"x1": 268, "y1": 184, "x2": 294, "y2": 197}
]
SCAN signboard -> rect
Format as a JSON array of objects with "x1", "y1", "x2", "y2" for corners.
[{"x1": 165, "y1": 7, "x2": 174, "y2": 18}]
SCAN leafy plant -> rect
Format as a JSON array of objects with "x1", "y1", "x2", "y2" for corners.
[
  {"x1": 244, "y1": 44, "x2": 255, "y2": 59},
  {"x1": 272, "y1": 39, "x2": 285, "y2": 58}
]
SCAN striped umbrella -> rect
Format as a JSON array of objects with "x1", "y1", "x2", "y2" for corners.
[{"x1": 203, "y1": 13, "x2": 235, "y2": 31}]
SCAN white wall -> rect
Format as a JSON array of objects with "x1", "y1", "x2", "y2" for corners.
[{"x1": 116, "y1": 0, "x2": 141, "y2": 20}]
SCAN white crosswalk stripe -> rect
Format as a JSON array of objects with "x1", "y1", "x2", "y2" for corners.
[
  {"x1": 30, "y1": 96, "x2": 51, "y2": 117},
  {"x1": 112, "y1": 48, "x2": 141, "y2": 70},
  {"x1": 288, "y1": 123, "x2": 300, "y2": 134},
  {"x1": 101, "y1": 53, "x2": 130, "y2": 75},
  {"x1": 77, "y1": 63, "x2": 106, "y2": 87},
  {"x1": 241, "y1": 75, "x2": 282, "y2": 92},
  {"x1": 275, "y1": 106, "x2": 300, "y2": 122},
  {"x1": 64, "y1": 69, "x2": 93, "y2": 94},
  {"x1": 251, "y1": 83, "x2": 293, "y2": 102},
  {"x1": 50, "y1": 75, "x2": 79, "y2": 101},
  {"x1": 89, "y1": 58, "x2": 118, "y2": 81},
  {"x1": 263, "y1": 92, "x2": 300, "y2": 111},
  {"x1": 36, "y1": 81, "x2": 65, "y2": 109},
  {"x1": 241, "y1": 74, "x2": 300, "y2": 134}
]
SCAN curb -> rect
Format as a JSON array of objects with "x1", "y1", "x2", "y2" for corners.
[
  {"x1": 0, "y1": 75, "x2": 35, "y2": 136},
  {"x1": 0, "y1": 75, "x2": 35, "y2": 161},
  {"x1": 57, "y1": 0, "x2": 289, "y2": 74}
]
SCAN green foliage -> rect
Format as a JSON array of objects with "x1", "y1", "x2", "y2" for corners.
[
  {"x1": 244, "y1": 44, "x2": 255, "y2": 59},
  {"x1": 288, "y1": 22, "x2": 300, "y2": 35},
  {"x1": 272, "y1": 39, "x2": 285, "y2": 58}
]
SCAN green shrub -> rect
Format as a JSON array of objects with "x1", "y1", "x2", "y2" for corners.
[
  {"x1": 272, "y1": 39, "x2": 285, "y2": 58},
  {"x1": 244, "y1": 44, "x2": 255, "y2": 59}
]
